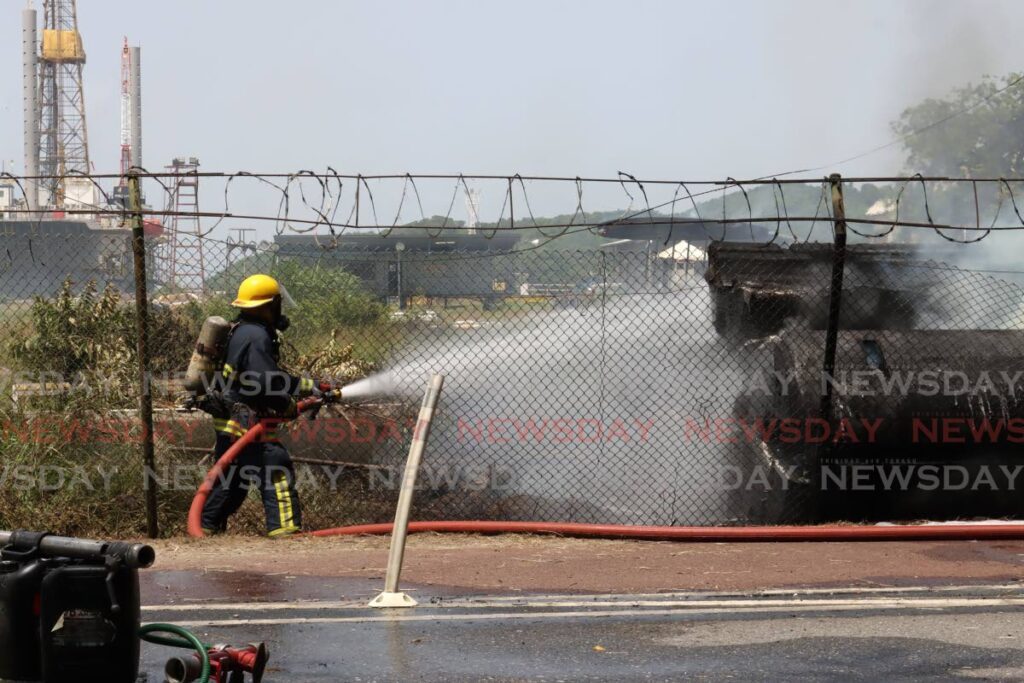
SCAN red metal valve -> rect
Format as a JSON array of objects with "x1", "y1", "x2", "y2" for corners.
[{"x1": 223, "y1": 643, "x2": 269, "y2": 681}]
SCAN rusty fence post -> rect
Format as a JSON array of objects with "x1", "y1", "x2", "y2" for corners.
[
  {"x1": 816, "y1": 172, "x2": 848, "y2": 500},
  {"x1": 820, "y1": 173, "x2": 848, "y2": 423},
  {"x1": 129, "y1": 170, "x2": 159, "y2": 538}
]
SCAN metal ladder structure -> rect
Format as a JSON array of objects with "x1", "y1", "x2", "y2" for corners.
[{"x1": 166, "y1": 156, "x2": 206, "y2": 292}]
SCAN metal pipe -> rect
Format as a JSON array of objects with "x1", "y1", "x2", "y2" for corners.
[
  {"x1": 21, "y1": 8, "x2": 39, "y2": 212},
  {"x1": 369, "y1": 374, "x2": 444, "y2": 608},
  {"x1": 385, "y1": 374, "x2": 444, "y2": 592},
  {"x1": 0, "y1": 530, "x2": 155, "y2": 568},
  {"x1": 129, "y1": 45, "x2": 142, "y2": 170}
]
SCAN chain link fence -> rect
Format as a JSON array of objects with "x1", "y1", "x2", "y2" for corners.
[{"x1": 4, "y1": 214, "x2": 1024, "y2": 535}]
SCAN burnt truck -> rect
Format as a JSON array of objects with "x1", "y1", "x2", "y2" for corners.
[
  {"x1": 708, "y1": 241, "x2": 1024, "y2": 521},
  {"x1": 704, "y1": 241, "x2": 940, "y2": 340}
]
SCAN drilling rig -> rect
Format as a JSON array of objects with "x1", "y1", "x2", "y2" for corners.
[
  {"x1": 36, "y1": 0, "x2": 95, "y2": 211},
  {"x1": 9, "y1": 2, "x2": 159, "y2": 302}
]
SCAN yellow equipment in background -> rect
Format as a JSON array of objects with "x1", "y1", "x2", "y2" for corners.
[{"x1": 41, "y1": 29, "x2": 85, "y2": 63}]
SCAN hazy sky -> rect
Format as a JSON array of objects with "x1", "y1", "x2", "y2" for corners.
[{"x1": 2, "y1": 0, "x2": 1022, "y2": 233}]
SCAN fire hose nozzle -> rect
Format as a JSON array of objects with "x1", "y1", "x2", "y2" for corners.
[
  {"x1": 315, "y1": 381, "x2": 344, "y2": 402},
  {"x1": 164, "y1": 642, "x2": 269, "y2": 683}
]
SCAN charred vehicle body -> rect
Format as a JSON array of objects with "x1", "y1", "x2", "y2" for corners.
[
  {"x1": 708, "y1": 241, "x2": 1024, "y2": 521},
  {"x1": 704, "y1": 242, "x2": 940, "y2": 340}
]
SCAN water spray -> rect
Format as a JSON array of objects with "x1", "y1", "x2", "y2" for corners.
[{"x1": 334, "y1": 371, "x2": 401, "y2": 402}]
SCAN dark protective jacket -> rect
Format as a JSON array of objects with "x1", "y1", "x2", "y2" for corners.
[{"x1": 218, "y1": 317, "x2": 313, "y2": 417}]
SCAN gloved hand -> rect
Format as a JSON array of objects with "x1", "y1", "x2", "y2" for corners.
[{"x1": 280, "y1": 398, "x2": 299, "y2": 420}]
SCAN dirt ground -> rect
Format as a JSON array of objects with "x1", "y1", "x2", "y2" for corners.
[{"x1": 148, "y1": 533, "x2": 1024, "y2": 594}]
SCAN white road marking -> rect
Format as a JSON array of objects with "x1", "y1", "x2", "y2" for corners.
[
  {"x1": 144, "y1": 600, "x2": 367, "y2": 612},
  {"x1": 468, "y1": 582, "x2": 1024, "y2": 602},
  {"x1": 156, "y1": 596, "x2": 1024, "y2": 629},
  {"x1": 142, "y1": 583, "x2": 1024, "y2": 613}
]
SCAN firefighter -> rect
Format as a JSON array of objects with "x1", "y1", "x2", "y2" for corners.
[{"x1": 200, "y1": 274, "x2": 324, "y2": 537}]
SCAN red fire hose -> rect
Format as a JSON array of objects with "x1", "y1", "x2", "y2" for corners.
[
  {"x1": 189, "y1": 402, "x2": 1024, "y2": 542},
  {"x1": 187, "y1": 397, "x2": 321, "y2": 538},
  {"x1": 304, "y1": 520, "x2": 1024, "y2": 542}
]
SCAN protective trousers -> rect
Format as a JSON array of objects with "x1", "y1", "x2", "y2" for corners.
[{"x1": 200, "y1": 432, "x2": 303, "y2": 537}]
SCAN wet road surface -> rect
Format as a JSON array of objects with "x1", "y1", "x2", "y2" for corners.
[{"x1": 139, "y1": 578, "x2": 1024, "y2": 681}]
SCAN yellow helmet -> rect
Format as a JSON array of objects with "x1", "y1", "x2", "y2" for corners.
[{"x1": 232, "y1": 274, "x2": 281, "y2": 308}]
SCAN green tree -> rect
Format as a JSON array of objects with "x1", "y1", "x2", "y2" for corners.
[
  {"x1": 207, "y1": 256, "x2": 386, "y2": 342},
  {"x1": 892, "y1": 73, "x2": 1024, "y2": 177}
]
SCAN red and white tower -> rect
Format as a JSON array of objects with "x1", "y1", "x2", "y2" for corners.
[
  {"x1": 112, "y1": 37, "x2": 136, "y2": 205},
  {"x1": 119, "y1": 37, "x2": 131, "y2": 180}
]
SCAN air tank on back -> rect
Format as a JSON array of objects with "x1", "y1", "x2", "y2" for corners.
[{"x1": 183, "y1": 316, "x2": 232, "y2": 396}]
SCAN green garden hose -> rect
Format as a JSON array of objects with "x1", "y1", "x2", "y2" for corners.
[{"x1": 138, "y1": 623, "x2": 211, "y2": 683}]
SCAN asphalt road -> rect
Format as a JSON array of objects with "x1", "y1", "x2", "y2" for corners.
[{"x1": 139, "y1": 582, "x2": 1024, "y2": 681}]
